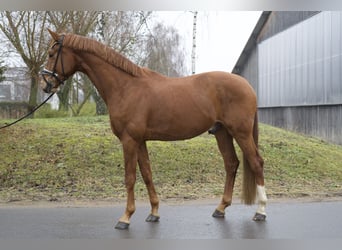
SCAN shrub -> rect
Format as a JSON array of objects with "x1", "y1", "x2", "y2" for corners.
[{"x1": 34, "y1": 103, "x2": 68, "y2": 118}]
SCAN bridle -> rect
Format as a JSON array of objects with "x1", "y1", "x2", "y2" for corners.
[{"x1": 40, "y1": 35, "x2": 66, "y2": 92}]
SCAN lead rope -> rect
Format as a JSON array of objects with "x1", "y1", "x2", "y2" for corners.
[{"x1": 0, "y1": 93, "x2": 55, "y2": 130}]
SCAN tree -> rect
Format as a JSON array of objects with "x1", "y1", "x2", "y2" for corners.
[
  {"x1": 0, "y1": 60, "x2": 6, "y2": 82},
  {"x1": 96, "y1": 11, "x2": 152, "y2": 60},
  {"x1": 0, "y1": 11, "x2": 189, "y2": 116},
  {"x1": 142, "y1": 23, "x2": 189, "y2": 77},
  {"x1": 0, "y1": 11, "x2": 50, "y2": 108},
  {"x1": 47, "y1": 11, "x2": 100, "y2": 111},
  {"x1": 47, "y1": 11, "x2": 152, "y2": 114},
  {"x1": 68, "y1": 73, "x2": 93, "y2": 116},
  {"x1": 191, "y1": 11, "x2": 198, "y2": 75},
  {"x1": 93, "y1": 11, "x2": 153, "y2": 114},
  {"x1": 47, "y1": 11, "x2": 99, "y2": 35}
]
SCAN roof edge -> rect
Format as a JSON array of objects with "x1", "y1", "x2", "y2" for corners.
[{"x1": 231, "y1": 11, "x2": 271, "y2": 74}]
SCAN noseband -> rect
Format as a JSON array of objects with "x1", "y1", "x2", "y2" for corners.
[{"x1": 40, "y1": 35, "x2": 66, "y2": 92}]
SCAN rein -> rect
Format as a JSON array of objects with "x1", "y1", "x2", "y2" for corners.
[{"x1": 0, "y1": 93, "x2": 55, "y2": 130}]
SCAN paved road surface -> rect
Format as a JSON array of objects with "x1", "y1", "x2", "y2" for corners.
[{"x1": 0, "y1": 201, "x2": 341, "y2": 239}]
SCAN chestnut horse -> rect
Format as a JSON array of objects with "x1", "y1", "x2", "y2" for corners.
[{"x1": 40, "y1": 30, "x2": 267, "y2": 230}]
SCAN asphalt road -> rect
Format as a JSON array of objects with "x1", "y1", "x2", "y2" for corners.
[{"x1": 0, "y1": 200, "x2": 341, "y2": 239}]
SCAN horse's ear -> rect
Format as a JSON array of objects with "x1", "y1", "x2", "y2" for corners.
[{"x1": 47, "y1": 29, "x2": 59, "y2": 41}]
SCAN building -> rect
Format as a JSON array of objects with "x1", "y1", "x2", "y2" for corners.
[
  {"x1": 0, "y1": 67, "x2": 31, "y2": 119},
  {"x1": 0, "y1": 67, "x2": 30, "y2": 102},
  {"x1": 232, "y1": 11, "x2": 342, "y2": 145}
]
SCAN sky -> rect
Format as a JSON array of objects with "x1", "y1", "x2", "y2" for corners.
[
  {"x1": 1, "y1": 11, "x2": 261, "y2": 74},
  {"x1": 155, "y1": 11, "x2": 262, "y2": 73}
]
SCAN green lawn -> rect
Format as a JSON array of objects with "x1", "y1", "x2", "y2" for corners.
[{"x1": 0, "y1": 116, "x2": 341, "y2": 203}]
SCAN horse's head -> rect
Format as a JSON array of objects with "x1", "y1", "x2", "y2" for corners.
[{"x1": 40, "y1": 29, "x2": 77, "y2": 93}]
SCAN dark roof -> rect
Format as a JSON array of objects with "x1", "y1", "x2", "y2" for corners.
[
  {"x1": 231, "y1": 11, "x2": 320, "y2": 74},
  {"x1": 231, "y1": 11, "x2": 271, "y2": 74}
]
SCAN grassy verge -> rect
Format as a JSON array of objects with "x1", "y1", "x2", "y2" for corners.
[{"x1": 0, "y1": 116, "x2": 341, "y2": 203}]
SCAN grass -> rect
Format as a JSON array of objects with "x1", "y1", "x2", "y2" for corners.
[{"x1": 0, "y1": 116, "x2": 341, "y2": 203}]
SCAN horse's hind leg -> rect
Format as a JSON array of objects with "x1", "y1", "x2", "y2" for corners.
[
  {"x1": 212, "y1": 127, "x2": 240, "y2": 218},
  {"x1": 137, "y1": 142, "x2": 160, "y2": 223},
  {"x1": 235, "y1": 135, "x2": 268, "y2": 221}
]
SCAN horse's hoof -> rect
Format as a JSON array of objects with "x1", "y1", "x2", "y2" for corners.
[
  {"x1": 212, "y1": 209, "x2": 225, "y2": 218},
  {"x1": 145, "y1": 214, "x2": 160, "y2": 222},
  {"x1": 115, "y1": 221, "x2": 130, "y2": 230},
  {"x1": 253, "y1": 213, "x2": 266, "y2": 221}
]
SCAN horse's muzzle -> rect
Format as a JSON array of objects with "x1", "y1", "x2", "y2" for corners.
[
  {"x1": 40, "y1": 68, "x2": 64, "y2": 93},
  {"x1": 41, "y1": 74, "x2": 54, "y2": 93}
]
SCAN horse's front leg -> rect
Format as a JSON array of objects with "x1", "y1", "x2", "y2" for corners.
[
  {"x1": 115, "y1": 135, "x2": 139, "y2": 230},
  {"x1": 138, "y1": 142, "x2": 160, "y2": 223}
]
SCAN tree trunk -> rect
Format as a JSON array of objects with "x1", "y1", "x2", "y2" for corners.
[
  {"x1": 191, "y1": 11, "x2": 198, "y2": 75},
  {"x1": 95, "y1": 97, "x2": 107, "y2": 115},
  {"x1": 28, "y1": 73, "x2": 38, "y2": 111},
  {"x1": 57, "y1": 78, "x2": 72, "y2": 111},
  {"x1": 90, "y1": 86, "x2": 107, "y2": 115}
]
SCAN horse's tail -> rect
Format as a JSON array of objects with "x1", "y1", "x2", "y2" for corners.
[{"x1": 241, "y1": 111, "x2": 258, "y2": 205}]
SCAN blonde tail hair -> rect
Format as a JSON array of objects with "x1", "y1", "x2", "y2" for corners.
[{"x1": 241, "y1": 112, "x2": 259, "y2": 205}]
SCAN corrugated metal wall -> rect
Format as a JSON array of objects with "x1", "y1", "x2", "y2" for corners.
[
  {"x1": 236, "y1": 11, "x2": 342, "y2": 145},
  {"x1": 259, "y1": 105, "x2": 342, "y2": 145},
  {"x1": 258, "y1": 11, "x2": 342, "y2": 107},
  {"x1": 239, "y1": 47, "x2": 259, "y2": 94}
]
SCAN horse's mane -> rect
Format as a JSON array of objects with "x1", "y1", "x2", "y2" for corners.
[{"x1": 63, "y1": 33, "x2": 143, "y2": 77}]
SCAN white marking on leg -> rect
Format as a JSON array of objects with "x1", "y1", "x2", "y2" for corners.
[{"x1": 256, "y1": 185, "x2": 267, "y2": 215}]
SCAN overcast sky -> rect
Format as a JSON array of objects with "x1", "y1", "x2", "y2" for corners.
[
  {"x1": 0, "y1": 11, "x2": 261, "y2": 74},
  {"x1": 155, "y1": 11, "x2": 262, "y2": 73}
]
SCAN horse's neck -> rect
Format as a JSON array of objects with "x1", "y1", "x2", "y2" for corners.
[{"x1": 77, "y1": 52, "x2": 132, "y2": 104}]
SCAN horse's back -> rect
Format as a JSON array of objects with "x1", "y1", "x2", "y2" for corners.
[{"x1": 187, "y1": 71, "x2": 257, "y2": 108}]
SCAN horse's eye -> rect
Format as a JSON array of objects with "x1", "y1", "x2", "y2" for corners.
[{"x1": 48, "y1": 48, "x2": 55, "y2": 58}]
